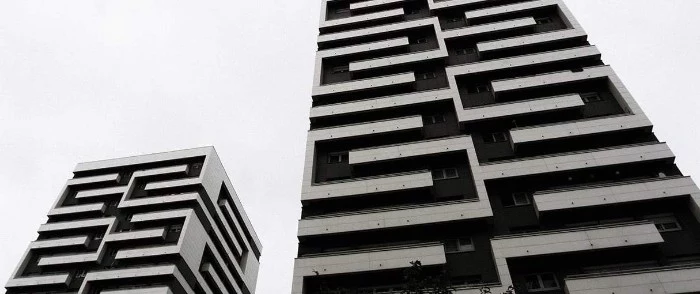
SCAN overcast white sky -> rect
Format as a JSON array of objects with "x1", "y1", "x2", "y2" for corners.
[{"x1": 1, "y1": 1, "x2": 699, "y2": 293}]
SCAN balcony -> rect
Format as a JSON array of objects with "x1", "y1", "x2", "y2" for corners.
[
  {"x1": 490, "y1": 221, "x2": 664, "y2": 292},
  {"x1": 490, "y1": 66, "x2": 611, "y2": 96},
  {"x1": 313, "y1": 72, "x2": 416, "y2": 97},
  {"x1": 448, "y1": 46, "x2": 601, "y2": 79},
  {"x1": 440, "y1": 17, "x2": 536, "y2": 40},
  {"x1": 302, "y1": 170, "x2": 433, "y2": 201},
  {"x1": 104, "y1": 228, "x2": 167, "y2": 243},
  {"x1": 30, "y1": 236, "x2": 90, "y2": 249},
  {"x1": 318, "y1": 18, "x2": 435, "y2": 45},
  {"x1": 460, "y1": 93, "x2": 583, "y2": 122},
  {"x1": 5, "y1": 273, "x2": 71, "y2": 288},
  {"x1": 294, "y1": 242, "x2": 446, "y2": 277},
  {"x1": 479, "y1": 142, "x2": 674, "y2": 180},
  {"x1": 75, "y1": 186, "x2": 128, "y2": 199},
  {"x1": 144, "y1": 178, "x2": 199, "y2": 191},
  {"x1": 298, "y1": 199, "x2": 490, "y2": 236},
  {"x1": 318, "y1": 37, "x2": 410, "y2": 58},
  {"x1": 349, "y1": 136, "x2": 469, "y2": 164},
  {"x1": 48, "y1": 202, "x2": 106, "y2": 216},
  {"x1": 510, "y1": 113, "x2": 653, "y2": 145},
  {"x1": 534, "y1": 176, "x2": 699, "y2": 213},
  {"x1": 565, "y1": 264, "x2": 700, "y2": 294},
  {"x1": 464, "y1": 0, "x2": 557, "y2": 21},
  {"x1": 349, "y1": 49, "x2": 447, "y2": 72},
  {"x1": 101, "y1": 286, "x2": 173, "y2": 294},
  {"x1": 477, "y1": 29, "x2": 587, "y2": 53},
  {"x1": 351, "y1": 0, "x2": 405, "y2": 11},
  {"x1": 67, "y1": 173, "x2": 120, "y2": 186},
  {"x1": 309, "y1": 89, "x2": 453, "y2": 119},
  {"x1": 308, "y1": 115, "x2": 423, "y2": 142},
  {"x1": 321, "y1": 8, "x2": 405, "y2": 29}
]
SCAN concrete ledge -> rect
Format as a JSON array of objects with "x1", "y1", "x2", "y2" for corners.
[
  {"x1": 318, "y1": 37, "x2": 410, "y2": 58},
  {"x1": 310, "y1": 89, "x2": 452, "y2": 118},
  {"x1": 460, "y1": 94, "x2": 583, "y2": 122},
  {"x1": 350, "y1": 136, "x2": 469, "y2": 164},
  {"x1": 351, "y1": 0, "x2": 406, "y2": 10},
  {"x1": 534, "y1": 176, "x2": 699, "y2": 213},
  {"x1": 302, "y1": 170, "x2": 433, "y2": 201},
  {"x1": 313, "y1": 72, "x2": 416, "y2": 97},
  {"x1": 441, "y1": 17, "x2": 536, "y2": 40},
  {"x1": 465, "y1": 0, "x2": 558, "y2": 20},
  {"x1": 478, "y1": 29, "x2": 586, "y2": 53},
  {"x1": 350, "y1": 49, "x2": 447, "y2": 72},
  {"x1": 565, "y1": 265, "x2": 700, "y2": 294},
  {"x1": 321, "y1": 8, "x2": 404, "y2": 28},
  {"x1": 309, "y1": 115, "x2": 424, "y2": 141},
  {"x1": 294, "y1": 242, "x2": 446, "y2": 277},
  {"x1": 5, "y1": 273, "x2": 71, "y2": 288}
]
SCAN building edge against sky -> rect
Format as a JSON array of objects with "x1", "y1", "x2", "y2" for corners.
[
  {"x1": 5, "y1": 146, "x2": 262, "y2": 294},
  {"x1": 293, "y1": 0, "x2": 700, "y2": 293}
]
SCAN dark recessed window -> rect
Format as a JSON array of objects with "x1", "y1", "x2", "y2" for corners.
[
  {"x1": 447, "y1": 17, "x2": 463, "y2": 23},
  {"x1": 406, "y1": 8, "x2": 421, "y2": 15},
  {"x1": 331, "y1": 65, "x2": 349, "y2": 74},
  {"x1": 483, "y1": 132, "x2": 508, "y2": 143},
  {"x1": 456, "y1": 48, "x2": 477, "y2": 55},
  {"x1": 170, "y1": 224, "x2": 183, "y2": 233},
  {"x1": 467, "y1": 84, "x2": 490, "y2": 94},
  {"x1": 419, "y1": 72, "x2": 438, "y2": 80},
  {"x1": 525, "y1": 273, "x2": 559, "y2": 291},
  {"x1": 416, "y1": 37, "x2": 428, "y2": 44},
  {"x1": 432, "y1": 168, "x2": 459, "y2": 180},
  {"x1": 75, "y1": 270, "x2": 87, "y2": 279},
  {"x1": 503, "y1": 192, "x2": 531, "y2": 207},
  {"x1": 647, "y1": 214, "x2": 682, "y2": 232},
  {"x1": 581, "y1": 92, "x2": 603, "y2": 103},
  {"x1": 335, "y1": 7, "x2": 350, "y2": 14},
  {"x1": 328, "y1": 152, "x2": 348, "y2": 164},
  {"x1": 94, "y1": 232, "x2": 104, "y2": 241},
  {"x1": 424, "y1": 114, "x2": 447, "y2": 124},
  {"x1": 444, "y1": 238, "x2": 475, "y2": 253},
  {"x1": 535, "y1": 17, "x2": 553, "y2": 24}
]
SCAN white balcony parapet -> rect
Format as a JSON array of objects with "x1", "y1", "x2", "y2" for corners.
[
  {"x1": 318, "y1": 18, "x2": 434, "y2": 44},
  {"x1": 294, "y1": 242, "x2": 446, "y2": 277},
  {"x1": 427, "y1": 0, "x2": 492, "y2": 10},
  {"x1": 67, "y1": 173, "x2": 120, "y2": 186},
  {"x1": 490, "y1": 221, "x2": 664, "y2": 292},
  {"x1": 480, "y1": 143, "x2": 674, "y2": 180},
  {"x1": 534, "y1": 176, "x2": 699, "y2": 213},
  {"x1": 464, "y1": 0, "x2": 558, "y2": 21},
  {"x1": 48, "y1": 203, "x2": 106, "y2": 216},
  {"x1": 101, "y1": 286, "x2": 173, "y2": 294},
  {"x1": 309, "y1": 115, "x2": 423, "y2": 141},
  {"x1": 302, "y1": 170, "x2": 433, "y2": 201},
  {"x1": 491, "y1": 66, "x2": 612, "y2": 94},
  {"x1": 119, "y1": 192, "x2": 199, "y2": 208},
  {"x1": 510, "y1": 114, "x2": 653, "y2": 145},
  {"x1": 30, "y1": 236, "x2": 90, "y2": 249},
  {"x1": 461, "y1": 94, "x2": 583, "y2": 122},
  {"x1": 145, "y1": 178, "x2": 200, "y2": 191},
  {"x1": 350, "y1": 49, "x2": 448, "y2": 72},
  {"x1": 565, "y1": 264, "x2": 700, "y2": 294},
  {"x1": 477, "y1": 29, "x2": 587, "y2": 53},
  {"x1": 38, "y1": 217, "x2": 115, "y2": 232},
  {"x1": 321, "y1": 8, "x2": 404, "y2": 29},
  {"x1": 440, "y1": 17, "x2": 536, "y2": 40},
  {"x1": 318, "y1": 37, "x2": 410, "y2": 58},
  {"x1": 104, "y1": 228, "x2": 167, "y2": 243},
  {"x1": 116, "y1": 245, "x2": 180, "y2": 260},
  {"x1": 298, "y1": 199, "x2": 490, "y2": 236},
  {"x1": 133, "y1": 164, "x2": 190, "y2": 178},
  {"x1": 310, "y1": 89, "x2": 452, "y2": 118},
  {"x1": 75, "y1": 186, "x2": 128, "y2": 199},
  {"x1": 350, "y1": 136, "x2": 469, "y2": 164},
  {"x1": 313, "y1": 72, "x2": 416, "y2": 97},
  {"x1": 81, "y1": 264, "x2": 184, "y2": 284},
  {"x1": 5, "y1": 273, "x2": 71, "y2": 288},
  {"x1": 38, "y1": 252, "x2": 99, "y2": 266},
  {"x1": 447, "y1": 46, "x2": 600, "y2": 77},
  {"x1": 351, "y1": 0, "x2": 406, "y2": 10}
]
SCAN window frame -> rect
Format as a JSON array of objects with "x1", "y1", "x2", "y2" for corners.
[
  {"x1": 581, "y1": 92, "x2": 603, "y2": 103},
  {"x1": 425, "y1": 114, "x2": 447, "y2": 124},
  {"x1": 419, "y1": 72, "x2": 438, "y2": 80},
  {"x1": 535, "y1": 17, "x2": 553, "y2": 24},
  {"x1": 415, "y1": 37, "x2": 428, "y2": 44},
  {"x1": 327, "y1": 152, "x2": 348, "y2": 164},
  {"x1": 483, "y1": 132, "x2": 508, "y2": 143},
  {"x1": 445, "y1": 238, "x2": 475, "y2": 253},
  {"x1": 524, "y1": 272, "x2": 560, "y2": 292},
  {"x1": 456, "y1": 48, "x2": 477, "y2": 55},
  {"x1": 647, "y1": 214, "x2": 682, "y2": 232},
  {"x1": 511, "y1": 192, "x2": 531, "y2": 206},
  {"x1": 432, "y1": 168, "x2": 459, "y2": 181}
]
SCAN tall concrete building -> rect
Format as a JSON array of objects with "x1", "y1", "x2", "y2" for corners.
[
  {"x1": 294, "y1": 0, "x2": 700, "y2": 293},
  {"x1": 5, "y1": 147, "x2": 262, "y2": 294}
]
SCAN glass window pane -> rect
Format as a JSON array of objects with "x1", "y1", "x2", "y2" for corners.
[
  {"x1": 525, "y1": 275, "x2": 541, "y2": 290},
  {"x1": 432, "y1": 170, "x2": 444, "y2": 180},
  {"x1": 541, "y1": 273, "x2": 558, "y2": 288},
  {"x1": 445, "y1": 168, "x2": 458, "y2": 178}
]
